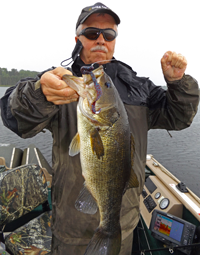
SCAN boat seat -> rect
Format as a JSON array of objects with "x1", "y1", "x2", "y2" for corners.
[
  {"x1": 21, "y1": 144, "x2": 52, "y2": 175},
  {"x1": 0, "y1": 164, "x2": 52, "y2": 254},
  {"x1": 5, "y1": 211, "x2": 52, "y2": 255},
  {"x1": 0, "y1": 145, "x2": 23, "y2": 169}
]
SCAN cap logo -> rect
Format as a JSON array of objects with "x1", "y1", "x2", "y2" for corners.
[{"x1": 92, "y1": 5, "x2": 108, "y2": 10}]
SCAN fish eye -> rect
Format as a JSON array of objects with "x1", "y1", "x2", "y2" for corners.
[{"x1": 105, "y1": 82, "x2": 111, "y2": 88}]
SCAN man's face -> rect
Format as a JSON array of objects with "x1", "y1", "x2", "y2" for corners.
[{"x1": 75, "y1": 13, "x2": 117, "y2": 65}]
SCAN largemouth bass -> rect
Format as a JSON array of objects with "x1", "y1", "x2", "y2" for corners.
[{"x1": 62, "y1": 66, "x2": 139, "y2": 255}]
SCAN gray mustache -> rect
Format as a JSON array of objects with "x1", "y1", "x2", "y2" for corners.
[{"x1": 91, "y1": 46, "x2": 108, "y2": 53}]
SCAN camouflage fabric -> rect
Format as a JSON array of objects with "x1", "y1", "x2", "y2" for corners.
[
  {"x1": 5, "y1": 211, "x2": 52, "y2": 255},
  {"x1": 0, "y1": 165, "x2": 6, "y2": 173},
  {"x1": 0, "y1": 164, "x2": 48, "y2": 226}
]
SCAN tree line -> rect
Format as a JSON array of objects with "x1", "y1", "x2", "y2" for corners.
[{"x1": 0, "y1": 68, "x2": 39, "y2": 86}]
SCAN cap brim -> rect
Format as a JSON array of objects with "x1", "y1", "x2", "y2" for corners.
[{"x1": 77, "y1": 9, "x2": 120, "y2": 29}]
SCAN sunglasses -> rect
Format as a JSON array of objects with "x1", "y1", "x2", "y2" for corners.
[{"x1": 78, "y1": 27, "x2": 117, "y2": 42}]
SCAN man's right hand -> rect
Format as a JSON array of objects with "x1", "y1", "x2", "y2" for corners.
[{"x1": 40, "y1": 67, "x2": 79, "y2": 105}]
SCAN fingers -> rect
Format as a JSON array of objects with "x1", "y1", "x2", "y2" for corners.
[
  {"x1": 161, "y1": 51, "x2": 187, "y2": 81},
  {"x1": 40, "y1": 67, "x2": 79, "y2": 104},
  {"x1": 41, "y1": 67, "x2": 72, "y2": 90},
  {"x1": 161, "y1": 51, "x2": 187, "y2": 69},
  {"x1": 42, "y1": 82, "x2": 77, "y2": 97},
  {"x1": 44, "y1": 88, "x2": 79, "y2": 105},
  {"x1": 41, "y1": 72, "x2": 62, "y2": 90},
  {"x1": 46, "y1": 96, "x2": 78, "y2": 105},
  {"x1": 42, "y1": 83, "x2": 79, "y2": 105},
  {"x1": 52, "y1": 66, "x2": 72, "y2": 77}
]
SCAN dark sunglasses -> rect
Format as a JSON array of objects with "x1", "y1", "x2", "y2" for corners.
[{"x1": 78, "y1": 27, "x2": 117, "y2": 42}]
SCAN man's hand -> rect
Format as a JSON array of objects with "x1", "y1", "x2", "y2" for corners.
[
  {"x1": 40, "y1": 67, "x2": 79, "y2": 105},
  {"x1": 161, "y1": 51, "x2": 187, "y2": 82}
]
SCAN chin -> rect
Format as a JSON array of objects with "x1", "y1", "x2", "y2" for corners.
[
  {"x1": 92, "y1": 57, "x2": 111, "y2": 65},
  {"x1": 91, "y1": 53, "x2": 108, "y2": 64}
]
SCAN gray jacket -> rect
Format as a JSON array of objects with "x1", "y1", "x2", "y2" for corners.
[{"x1": 0, "y1": 58, "x2": 199, "y2": 248}]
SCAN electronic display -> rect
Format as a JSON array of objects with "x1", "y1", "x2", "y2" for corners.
[
  {"x1": 150, "y1": 210, "x2": 196, "y2": 255},
  {"x1": 153, "y1": 213, "x2": 184, "y2": 242}
]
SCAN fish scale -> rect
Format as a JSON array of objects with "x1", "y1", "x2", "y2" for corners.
[{"x1": 62, "y1": 66, "x2": 139, "y2": 255}]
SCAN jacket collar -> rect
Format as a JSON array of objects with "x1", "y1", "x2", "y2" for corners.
[
  {"x1": 71, "y1": 57, "x2": 140, "y2": 104},
  {"x1": 71, "y1": 57, "x2": 118, "y2": 77}
]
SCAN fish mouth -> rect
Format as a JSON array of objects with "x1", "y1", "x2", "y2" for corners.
[
  {"x1": 82, "y1": 68, "x2": 104, "y2": 113},
  {"x1": 79, "y1": 97, "x2": 116, "y2": 127},
  {"x1": 78, "y1": 97, "x2": 97, "y2": 122},
  {"x1": 83, "y1": 66, "x2": 104, "y2": 84}
]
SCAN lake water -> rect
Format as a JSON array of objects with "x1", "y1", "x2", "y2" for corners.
[{"x1": 0, "y1": 86, "x2": 200, "y2": 197}]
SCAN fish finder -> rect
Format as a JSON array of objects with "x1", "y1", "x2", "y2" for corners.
[{"x1": 150, "y1": 210, "x2": 196, "y2": 255}]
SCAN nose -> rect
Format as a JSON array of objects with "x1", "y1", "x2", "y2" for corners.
[{"x1": 96, "y1": 33, "x2": 105, "y2": 45}]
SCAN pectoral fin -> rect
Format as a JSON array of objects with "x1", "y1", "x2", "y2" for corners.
[
  {"x1": 75, "y1": 182, "x2": 98, "y2": 214},
  {"x1": 69, "y1": 132, "x2": 80, "y2": 156},
  {"x1": 90, "y1": 128, "x2": 104, "y2": 159}
]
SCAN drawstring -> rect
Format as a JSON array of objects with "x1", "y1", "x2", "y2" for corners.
[
  {"x1": 60, "y1": 58, "x2": 74, "y2": 67},
  {"x1": 60, "y1": 39, "x2": 83, "y2": 67}
]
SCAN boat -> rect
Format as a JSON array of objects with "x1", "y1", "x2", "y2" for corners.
[
  {"x1": 0, "y1": 144, "x2": 199, "y2": 254},
  {"x1": 132, "y1": 155, "x2": 200, "y2": 255}
]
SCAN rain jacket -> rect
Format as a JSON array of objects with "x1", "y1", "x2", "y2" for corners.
[{"x1": 0, "y1": 57, "x2": 199, "y2": 253}]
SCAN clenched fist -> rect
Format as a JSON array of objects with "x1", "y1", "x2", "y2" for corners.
[{"x1": 161, "y1": 51, "x2": 187, "y2": 82}]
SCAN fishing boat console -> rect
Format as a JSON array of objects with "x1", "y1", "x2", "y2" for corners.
[{"x1": 133, "y1": 155, "x2": 200, "y2": 255}]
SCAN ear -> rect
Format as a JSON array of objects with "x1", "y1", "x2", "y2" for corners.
[{"x1": 75, "y1": 36, "x2": 78, "y2": 43}]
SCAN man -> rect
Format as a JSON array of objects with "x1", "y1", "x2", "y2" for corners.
[{"x1": 0, "y1": 2, "x2": 199, "y2": 255}]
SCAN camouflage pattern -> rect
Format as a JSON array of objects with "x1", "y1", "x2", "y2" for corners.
[
  {"x1": 0, "y1": 164, "x2": 48, "y2": 226},
  {"x1": 0, "y1": 165, "x2": 6, "y2": 173},
  {"x1": 5, "y1": 211, "x2": 52, "y2": 255}
]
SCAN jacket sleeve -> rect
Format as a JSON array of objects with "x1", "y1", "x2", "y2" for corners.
[
  {"x1": 148, "y1": 74, "x2": 199, "y2": 130},
  {"x1": 0, "y1": 68, "x2": 59, "y2": 138}
]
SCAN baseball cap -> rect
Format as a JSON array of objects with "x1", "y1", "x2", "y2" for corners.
[{"x1": 76, "y1": 2, "x2": 120, "y2": 29}]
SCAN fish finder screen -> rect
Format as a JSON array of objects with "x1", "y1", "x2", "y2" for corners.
[{"x1": 153, "y1": 214, "x2": 184, "y2": 242}]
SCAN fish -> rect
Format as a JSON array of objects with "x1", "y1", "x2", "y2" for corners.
[{"x1": 62, "y1": 66, "x2": 139, "y2": 255}]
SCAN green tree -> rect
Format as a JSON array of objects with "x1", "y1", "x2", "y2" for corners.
[{"x1": 0, "y1": 67, "x2": 39, "y2": 86}]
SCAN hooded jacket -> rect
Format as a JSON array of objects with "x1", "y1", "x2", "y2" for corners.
[{"x1": 0, "y1": 57, "x2": 199, "y2": 248}]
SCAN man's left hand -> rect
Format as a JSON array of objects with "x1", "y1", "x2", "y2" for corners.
[{"x1": 161, "y1": 51, "x2": 187, "y2": 82}]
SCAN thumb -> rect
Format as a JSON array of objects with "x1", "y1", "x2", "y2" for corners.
[
  {"x1": 52, "y1": 67, "x2": 72, "y2": 79},
  {"x1": 161, "y1": 52, "x2": 171, "y2": 71}
]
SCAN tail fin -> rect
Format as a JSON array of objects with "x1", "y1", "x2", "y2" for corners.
[{"x1": 84, "y1": 226, "x2": 121, "y2": 255}]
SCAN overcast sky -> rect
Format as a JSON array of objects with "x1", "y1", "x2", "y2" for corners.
[{"x1": 1, "y1": 0, "x2": 199, "y2": 85}]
